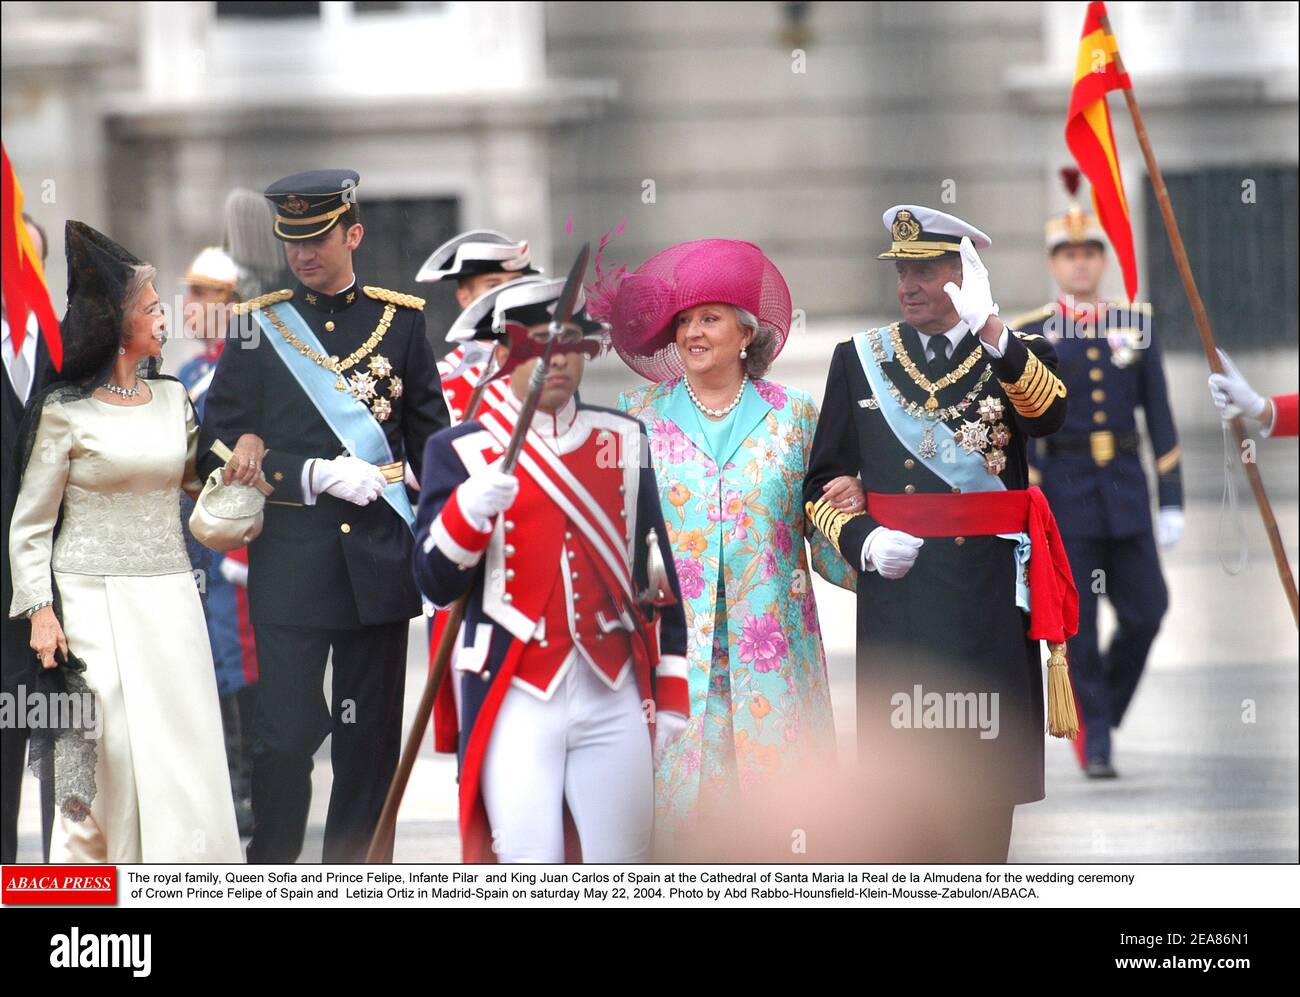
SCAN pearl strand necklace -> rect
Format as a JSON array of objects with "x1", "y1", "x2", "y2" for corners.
[{"x1": 685, "y1": 373, "x2": 748, "y2": 418}]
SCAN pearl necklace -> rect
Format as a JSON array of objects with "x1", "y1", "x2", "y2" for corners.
[
  {"x1": 685, "y1": 373, "x2": 748, "y2": 418},
  {"x1": 103, "y1": 379, "x2": 142, "y2": 399}
]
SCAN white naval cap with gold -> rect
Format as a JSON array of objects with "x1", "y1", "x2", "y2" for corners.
[
  {"x1": 415, "y1": 229, "x2": 540, "y2": 283},
  {"x1": 878, "y1": 205, "x2": 992, "y2": 260},
  {"x1": 1046, "y1": 168, "x2": 1107, "y2": 252},
  {"x1": 180, "y1": 246, "x2": 239, "y2": 291}
]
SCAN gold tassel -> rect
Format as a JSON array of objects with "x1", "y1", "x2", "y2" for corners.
[{"x1": 1045, "y1": 641, "x2": 1079, "y2": 739}]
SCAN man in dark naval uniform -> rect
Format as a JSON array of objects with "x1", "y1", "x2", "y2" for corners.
[
  {"x1": 805, "y1": 205, "x2": 1075, "y2": 862},
  {"x1": 200, "y1": 169, "x2": 449, "y2": 862},
  {"x1": 1007, "y1": 170, "x2": 1183, "y2": 779}
]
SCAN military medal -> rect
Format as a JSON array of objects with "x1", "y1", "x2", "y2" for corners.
[
  {"x1": 954, "y1": 419, "x2": 989, "y2": 455},
  {"x1": 348, "y1": 370, "x2": 377, "y2": 401},
  {"x1": 918, "y1": 422, "x2": 938, "y2": 459}
]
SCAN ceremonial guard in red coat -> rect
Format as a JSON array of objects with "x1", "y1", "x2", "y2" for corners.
[
  {"x1": 805, "y1": 206, "x2": 1078, "y2": 862},
  {"x1": 416, "y1": 229, "x2": 539, "y2": 425},
  {"x1": 413, "y1": 278, "x2": 689, "y2": 863}
]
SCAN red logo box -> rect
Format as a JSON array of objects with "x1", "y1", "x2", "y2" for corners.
[{"x1": 2, "y1": 866, "x2": 117, "y2": 905}]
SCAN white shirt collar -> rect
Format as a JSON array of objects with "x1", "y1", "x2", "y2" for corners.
[
  {"x1": 916, "y1": 319, "x2": 970, "y2": 351},
  {"x1": 501, "y1": 392, "x2": 585, "y2": 454}
]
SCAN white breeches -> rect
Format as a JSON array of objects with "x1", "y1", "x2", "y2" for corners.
[{"x1": 479, "y1": 655, "x2": 653, "y2": 863}]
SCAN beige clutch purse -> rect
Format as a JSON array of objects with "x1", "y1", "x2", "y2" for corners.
[{"x1": 188, "y1": 440, "x2": 269, "y2": 552}]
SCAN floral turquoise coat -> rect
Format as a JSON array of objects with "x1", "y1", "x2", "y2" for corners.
[{"x1": 618, "y1": 377, "x2": 856, "y2": 835}]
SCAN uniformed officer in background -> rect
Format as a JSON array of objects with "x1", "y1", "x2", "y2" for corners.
[
  {"x1": 199, "y1": 169, "x2": 449, "y2": 861},
  {"x1": 1008, "y1": 169, "x2": 1183, "y2": 779}
]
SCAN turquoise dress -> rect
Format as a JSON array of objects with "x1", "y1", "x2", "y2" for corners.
[
  {"x1": 618, "y1": 377, "x2": 856, "y2": 838},
  {"x1": 685, "y1": 391, "x2": 750, "y2": 818}
]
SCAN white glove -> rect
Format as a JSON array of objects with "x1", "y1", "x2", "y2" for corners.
[
  {"x1": 863, "y1": 527, "x2": 924, "y2": 579},
  {"x1": 218, "y1": 558, "x2": 249, "y2": 588},
  {"x1": 653, "y1": 711, "x2": 688, "y2": 767},
  {"x1": 942, "y1": 236, "x2": 1000, "y2": 335},
  {"x1": 1155, "y1": 507, "x2": 1184, "y2": 548},
  {"x1": 1207, "y1": 348, "x2": 1265, "y2": 421},
  {"x1": 457, "y1": 466, "x2": 519, "y2": 530},
  {"x1": 312, "y1": 456, "x2": 387, "y2": 506},
  {"x1": 404, "y1": 462, "x2": 420, "y2": 492}
]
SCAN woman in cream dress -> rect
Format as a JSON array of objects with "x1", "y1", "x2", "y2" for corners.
[{"x1": 8, "y1": 221, "x2": 241, "y2": 863}]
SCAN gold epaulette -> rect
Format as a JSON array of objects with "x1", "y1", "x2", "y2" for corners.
[
  {"x1": 806, "y1": 497, "x2": 865, "y2": 550},
  {"x1": 1006, "y1": 304, "x2": 1056, "y2": 329},
  {"x1": 999, "y1": 349, "x2": 1067, "y2": 419},
  {"x1": 364, "y1": 286, "x2": 425, "y2": 310},
  {"x1": 232, "y1": 289, "x2": 293, "y2": 314}
]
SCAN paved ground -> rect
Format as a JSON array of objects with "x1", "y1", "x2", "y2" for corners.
[{"x1": 12, "y1": 343, "x2": 1298, "y2": 864}]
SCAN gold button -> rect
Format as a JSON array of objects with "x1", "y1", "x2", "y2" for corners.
[
  {"x1": 904, "y1": 484, "x2": 916, "y2": 494},
  {"x1": 904, "y1": 458, "x2": 915, "y2": 470},
  {"x1": 1089, "y1": 368, "x2": 1104, "y2": 382},
  {"x1": 618, "y1": 485, "x2": 625, "y2": 495},
  {"x1": 1093, "y1": 411, "x2": 1107, "y2": 424},
  {"x1": 505, "y1": 520, "x2": 515, "y2": 532},
  {"x1": 504, "y1": 544, "x2": 516, "y2": 556},
  {"x1": 481, "y1": 670, "x2": 491, "y2": 681},
  {"x1": 565, "y1": 531, "x2": 572, "y2": 540},
  {"x1": 503, "y1": 593, "x2": 513, "y2": 604},
  {"x1": 573, "y1": 592, "x2": 581, "y2": 601},
  {"x1": 567, "y1": 551, "x2": 576, "y2": 560},
  {"x1": 951, "y1": 486, "x2": 961, "y2": 494},
  {"x1": 539, "y1": 639, "x2": 548, "y2": 648},
  {"x1": 1092, "y1": 389, "x2": 1105, "y2": 402},
  {"x1": 571, "y1": 571, "x2": 579, "y2": 580},
  {"x1": 1086, "y1": 346, "x2": 1100, "y2": 360},
  {"x1": 340, "y1": 523, "x2": 351, "y2": 534},
  {"x1": 574, "y1": 612, "x2": 581, "y2": 621},
  {"x1": 274, "y1": 471, "x2": 284, "y2": 481},
  {"x1": 325, "y1": 320, "x2": 335, "y2": 332},
  {"x1": 619, "y1": 509, "x2": 626, "y2": 518},
  {"x1": 954, "y1": 536, "x2": 965, "y2": 546},
  {"x1": 505, "y1": 569, "x2": 515, "y2": 580}
]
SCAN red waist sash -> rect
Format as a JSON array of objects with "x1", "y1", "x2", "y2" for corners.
[{"x1": 866, "y1": 486, "x2": 1079, "y2": 644}]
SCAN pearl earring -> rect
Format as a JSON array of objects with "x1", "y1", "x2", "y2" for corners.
[
  {"x1": 739, "y1": 348, "x2": 748, "y2": 359},
  {"x1": 119, "y1": 347, "x2": 126, "y2": 355}
]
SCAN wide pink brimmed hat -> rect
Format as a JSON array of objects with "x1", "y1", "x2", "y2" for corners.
[{"x1": 589, "y1": 238, "x2": 792, "y2": 383}]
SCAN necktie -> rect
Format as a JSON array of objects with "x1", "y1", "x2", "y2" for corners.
[
  {"x1": 927, "y1": 335, "x2": 951, "y2": 377},
  {"x1": 10, "y1": 346, "x2": 30, "y2": 403}
]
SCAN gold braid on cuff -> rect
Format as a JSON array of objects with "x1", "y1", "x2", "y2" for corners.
[
  {"x1": 806, "y1": 497, "x2": 865, "y2": 550},
  {"x1": 999, "y1": 349, "x2": 1066, "y2": 419}
]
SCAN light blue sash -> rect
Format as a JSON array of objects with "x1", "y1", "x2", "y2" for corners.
[
  {"x1": 254, "y1": 301, "x2": 415, "y2": 531},
  {"x1": 853, "y1": 327, "x2": 1029, "y2": 610}
]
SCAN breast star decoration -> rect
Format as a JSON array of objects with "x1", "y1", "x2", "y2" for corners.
[
  {"x1": 950, "y1": 395, "x2": 1012, "y2": 475},
  {"x1": 347, "y1": 353, "x2": 402, "y2": 421}
]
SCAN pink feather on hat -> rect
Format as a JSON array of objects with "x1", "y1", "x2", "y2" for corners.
[{"x1": 594, "y1": 237, "x2": 792, "y2": 383}]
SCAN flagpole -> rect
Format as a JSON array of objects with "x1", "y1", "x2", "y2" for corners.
[{"x1": 1100, "y1": 12, "x2": 1298, "y2": 627}]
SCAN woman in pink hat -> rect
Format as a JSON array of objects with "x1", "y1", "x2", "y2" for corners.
[{"x1": 598, "y1": 239, "x2": 860, "y2": 852}]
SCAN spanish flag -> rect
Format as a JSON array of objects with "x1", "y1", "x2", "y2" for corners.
[
  {"x1": 1066, "y1": 1, "x2": 1138, "y2": 302},
  {"x1": 1, "y1": 142, "x2": 61, "y2": 369}
]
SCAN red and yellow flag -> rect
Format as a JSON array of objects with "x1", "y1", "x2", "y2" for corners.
[
  {"x1": 1065, "y1": 1, "x2": 1137, "y2": 302},
  {"x1": 1, "y1": 142, "x2": 61, "y2": 369}
]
